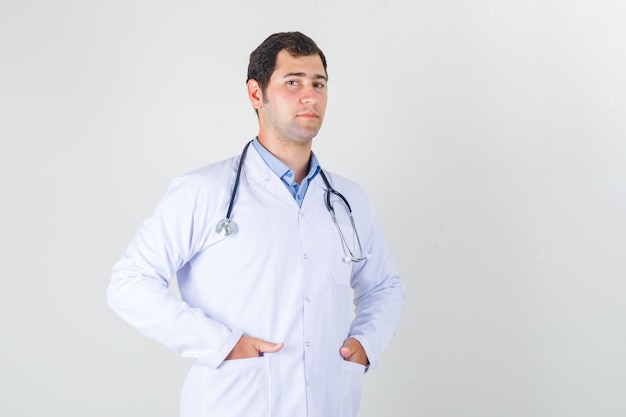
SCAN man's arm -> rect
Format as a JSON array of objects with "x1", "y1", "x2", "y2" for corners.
[
  {"x1": 346, "y1": 195, "x2": 405, "y2": 370},
  {"x1": 108, "y1": 176, "x2": 242, "y2": 368}
]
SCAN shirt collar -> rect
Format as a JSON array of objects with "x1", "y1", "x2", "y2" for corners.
[{"x1": 252, "y1": 137, "x2": 320, "y2": 185}]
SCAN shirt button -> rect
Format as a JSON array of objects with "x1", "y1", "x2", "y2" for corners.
[
  {"x1": 304, "y1": 297, "x2": 310, "y2": 302},
  {"x1": 303, "y1": 254, "x2": 308, "y2": 260},
  {"x1": 306, "y1": 341, "x2": 311, "y2": 347}
]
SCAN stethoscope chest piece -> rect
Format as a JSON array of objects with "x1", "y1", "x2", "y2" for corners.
[
  {"x1": 216, "y1": 219, "x2": 238, "y2": 237},
  {"x1": 215, "y1": 141, "x2": 252, "y2": 238}
]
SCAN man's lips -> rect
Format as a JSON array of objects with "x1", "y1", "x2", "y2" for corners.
[{"x1": 297, "y1": 112, "x2": 319, "y2": 119}]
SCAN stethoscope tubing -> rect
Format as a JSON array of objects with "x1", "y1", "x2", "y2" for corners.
[
  {"x1": 217, "y1": 140, "x2": 369, "y2": 262},
  {"x1": 224, "y1": 140, "x2": 253, "y2": 222},
  {"x1": 319, "y1": 170, "x2": 352, "y2": 214}
]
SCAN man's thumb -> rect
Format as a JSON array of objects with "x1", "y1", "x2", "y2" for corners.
[
  {"x1": 340, "y1": 346, "x2": 352, "y2": 359},
  {"x1": 258, "y1": 340, "x2": 284, "y2": 354}
]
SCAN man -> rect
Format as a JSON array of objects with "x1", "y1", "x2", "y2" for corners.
[{"x1": 108, "y1": 31, "x2": 404, "y2": 417}]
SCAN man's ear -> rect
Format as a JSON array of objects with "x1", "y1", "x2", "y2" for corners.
[{"x1": 247, "y1": 79, "x2": 263, "y2": 110}]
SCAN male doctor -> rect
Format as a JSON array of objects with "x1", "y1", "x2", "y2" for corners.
[{"x1": 108, "y1": 31, "x2": 404, "y2": 417}]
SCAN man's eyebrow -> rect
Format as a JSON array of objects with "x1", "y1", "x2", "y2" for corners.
[{"x1": 282, "y1": 72, "x2": 328, "y2": 81}]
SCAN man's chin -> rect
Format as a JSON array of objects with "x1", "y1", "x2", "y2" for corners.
[{"x1": 284, "y1": 128, "x2": 321, "y2": 144}]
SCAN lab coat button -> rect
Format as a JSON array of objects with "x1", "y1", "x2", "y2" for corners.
[
  {"x1": 306, "y1": 341, "x2": 311, "y2": 347},
  {"x1": 303, "y1": 254, "x2": 308, "y2": 260},
  {"x1": 304, "y1": 297, "x2": 310, "y2": 302}
]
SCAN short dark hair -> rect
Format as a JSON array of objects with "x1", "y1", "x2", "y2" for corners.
[{"x1": 247, "y1": 31, "x2": 328, "y2": 94}]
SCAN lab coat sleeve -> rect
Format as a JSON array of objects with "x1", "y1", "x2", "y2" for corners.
[
  {"x1": 107, "y1": 176, "x2": 242, "y2": 369},
  {"x1": 348, "y1": 197, "x2": 405, "y2": 370}
]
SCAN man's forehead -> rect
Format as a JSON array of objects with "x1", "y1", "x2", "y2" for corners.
[{"x1": 273, "y1": 50, "x2": 326, "y2": 78}]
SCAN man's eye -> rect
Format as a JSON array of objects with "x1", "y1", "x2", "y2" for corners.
[
  {"x1": 287, "y1": 80, "x2": 299, "y2": 86},
  {"x1": 314, "y1": 82, "x2": 325, "y2": 88}
]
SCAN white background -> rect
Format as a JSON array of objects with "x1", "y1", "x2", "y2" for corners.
[{"x1": 1, "y1": 1, "x2": 625, "y2": 416}]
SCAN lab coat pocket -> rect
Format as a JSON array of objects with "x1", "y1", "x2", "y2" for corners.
[
  {"x1": 332, "y1": 259, "x2": 353, "y2": 286},
  {"x1": 339, "y1": 360, "x2": 366, "y2": 417},
  {"x1": 182, "y1": 357, "x2": 273, "y2": 417}
]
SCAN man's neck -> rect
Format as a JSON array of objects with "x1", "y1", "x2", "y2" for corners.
[{"x1": 257, "y1": 135, "x2": 312, "y2": 184}]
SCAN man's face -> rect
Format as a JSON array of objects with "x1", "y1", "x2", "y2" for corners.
[{"x1": 258, "y1": 49, "x2": 328, "y2": 144}]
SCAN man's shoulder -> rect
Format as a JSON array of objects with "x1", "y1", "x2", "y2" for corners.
[
  {"x1": 177, "y1": 155, "x2": 239, "y2": 189},
  {"x1": 320, "y1": 169, "x2": 365, "y2": 192}
]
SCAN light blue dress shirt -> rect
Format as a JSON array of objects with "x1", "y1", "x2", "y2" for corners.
[{"x1": 252, "y1": 138, "x2": 320, "y2": 207}]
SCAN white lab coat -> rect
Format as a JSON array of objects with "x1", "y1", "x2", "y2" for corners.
[{"x1": 108, "y1": 145, "x2": 404, "y2": 417}]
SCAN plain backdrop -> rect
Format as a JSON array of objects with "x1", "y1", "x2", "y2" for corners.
[{"x1": 1, "y1": 1, "x2": 625, "y2": 416}]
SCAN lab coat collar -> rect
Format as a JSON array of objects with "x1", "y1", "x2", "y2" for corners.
[{"x1": 242, "y1": 144, "x2": 328, "y2": 209}]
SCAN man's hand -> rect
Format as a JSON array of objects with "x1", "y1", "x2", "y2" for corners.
[
  {"x1": 339, "y1": 337, "x2": 369, "y2": 366},
  {"x1": 225, "y1": 335, "x2": 284, "y2": 360}
]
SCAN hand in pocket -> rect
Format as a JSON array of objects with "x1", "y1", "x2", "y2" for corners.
[
  {"x1": 226, "y1": 334, "x2": 284, "y2": 360},
  {"x1": 339, "y1": 338, "x2": 369, "y2": 367}
]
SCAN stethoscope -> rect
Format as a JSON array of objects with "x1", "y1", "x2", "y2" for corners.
[{"x1": 215, "y1": 140, "x2": 370, "y2": 263}]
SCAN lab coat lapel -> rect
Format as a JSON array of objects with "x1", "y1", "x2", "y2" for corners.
[{"x1": 242, "y1": 146, "x2": 300, "y2": 207}]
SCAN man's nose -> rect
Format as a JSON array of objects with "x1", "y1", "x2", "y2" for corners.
[{"x1": 300, "y1": 84, "x2": 319, "y2": 104}]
